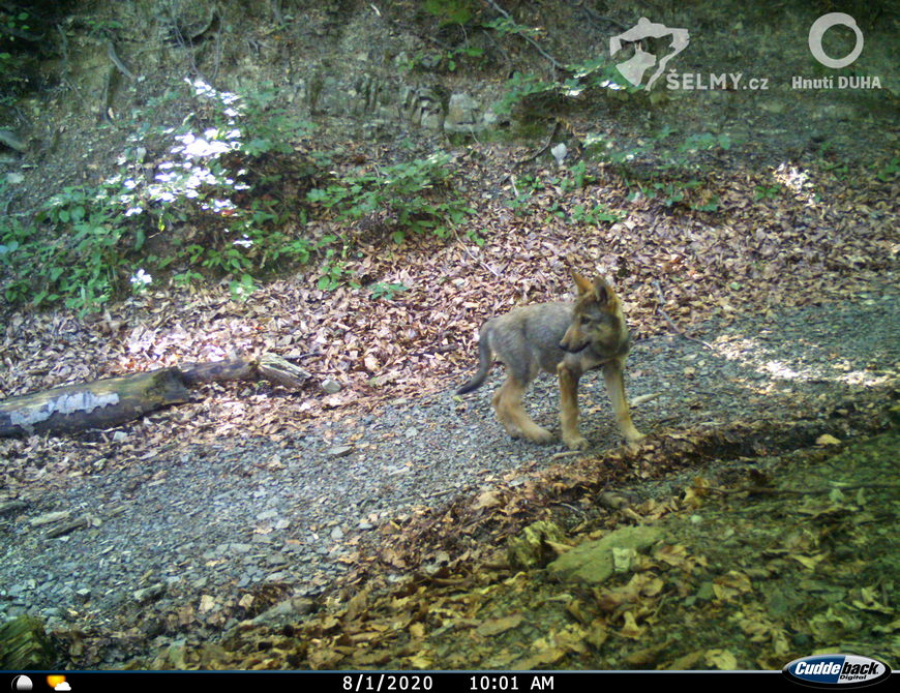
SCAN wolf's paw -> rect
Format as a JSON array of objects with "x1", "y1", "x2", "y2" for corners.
[
  {"x1": 625, "y1": 433, "x2": 646, "y2": 448},
  {"x1": 525, "y1": 426, "x2": 555, "y2": 445},
  {"x1": 563, "y1": 434, "x2": 589, "y2": 451}
]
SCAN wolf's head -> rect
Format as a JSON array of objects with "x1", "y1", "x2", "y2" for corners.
[{"x1": 559, "y1": 272, "x2": 629, "y2": 355}]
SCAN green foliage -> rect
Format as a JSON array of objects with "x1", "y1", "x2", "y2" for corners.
[
  {"x1": 482, "y1": 16, "x2": 542, "y2": 39},
  {"x1": 1, "y1": 70, "x2": 476, "y2": 310},
  {"x1": 586, "y1": 126, "x2": 733, "y2": 213},
  {"x1": 78, "y1": 17, "x2": 125, "y2": 37},
  {"x1": 564, "y1": 55, "x2": 636, "y2": 97},
  {"x1": 0, "y1": 79, "x2": 322, "y2": 312},
  {"x1": 480, "y1": 4, "x2": 645, "y2": 117},
  {"x1": 502, "y1": 168, "x2": 624, "y2": 226},
  {"x1": 445, "y1": 45, "x2": 484, "y2": 72},
  {"x1": 586, "y1": 126, "x2": 732, "y2": 177},
  {"x1": 465, "y1": 228, "x2": 487, "y2": 247},
  {"x1": 495, "y1": 55, "x2": 635, "y2": 118},
  {"x1": 303, "y1": 153, "x2": 473, "y2": 292},
  {"x1": 0, "y1": 187, "x2": 128, "y2": 313},
  {"x1": 691, "y1": 195, "x2": 720, "y2": 213},
  {"x1": 570, "y1": 203, "x2": 624, "y2": 224},
  {"x1": 424, "y1": 0, "x2": 477, "y2": 26},
  {"x1": 636, "y1": 179, "x2": 719, "y2": 212},
  {"x1": 486, "y1": 14, "x2": 729, "y2": 217},
  {"x1": 369, "y1": 282, "x2": 408, "y2": 300},
  {"x1": 505, "y1": 173, "x2": 545, "y2": 216},
  {"x1": 404, "y1": 0, "x2": 486, "y2": 72},
  {"x1": 569, "y1": 160, "x2": 595, "y2": 189},
  {"x1": 228, "y1": 274, "x2": 257, "y2": 302},
  {"x1": 755, "y1": 185, "x2": 781, "y2": 201},
  {"x1": 876, "y1": 157, "x2": 899, "y2": 182},
  {"x1": 401, "y1": 43, "x2": 487, "y2": 74},
  {"x1": 307, "y1": 152, "x2": 473, "y2": 244},
  {"x1": 648, "y1": 181, "x2": 686, "y2": 207},
  {"x1": 317, "y1": 258, "x2": 356, "y2": 292},
  {"x1": 495, "y1": 72, "x2": 558, "y2": 117},
  {"x1": 822, "y1": 160, "x2": 849, "y2": 180},
  {"x1": 235, "y1": 87, "x2": 312, "y2": 156},
  {"x1": 1, "y1": 10, "x2": 29, "y2": 35},
  {"x1": 0, "y1": 10, "x2": 31, "y2": 95}
]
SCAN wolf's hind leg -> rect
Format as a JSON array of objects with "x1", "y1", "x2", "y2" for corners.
[{"x1": 492, "y1": 376, "x2": 554, "y2": 444}]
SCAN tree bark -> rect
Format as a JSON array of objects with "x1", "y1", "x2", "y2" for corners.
[{"x1": 0, "y1": 354, "x2": 310, "y2": 437}]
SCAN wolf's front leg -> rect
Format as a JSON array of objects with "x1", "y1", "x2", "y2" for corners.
[
  {"x1": 603, "y1": 359, "x2": 645, "y2": 445},
  {"x1": 558, "y1": 364, "x2": 589, "y2": 450}
]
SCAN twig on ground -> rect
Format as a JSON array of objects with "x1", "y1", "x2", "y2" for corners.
[{"x1": 653, "y1": 280, "x2": 714, "y2": 349}]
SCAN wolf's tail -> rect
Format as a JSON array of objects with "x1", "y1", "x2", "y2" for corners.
[{"x1": 456, "y1": 328, "x2": 493, "y2": 395}]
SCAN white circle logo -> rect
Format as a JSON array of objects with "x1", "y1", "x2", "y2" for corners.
[{"x1": 808, "y1": 13, "x2": 864, "y2": 68}]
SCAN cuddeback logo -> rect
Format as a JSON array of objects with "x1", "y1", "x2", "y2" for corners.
[{"x1": 783, "y1": 655, "x2": 891, "y2": 689}]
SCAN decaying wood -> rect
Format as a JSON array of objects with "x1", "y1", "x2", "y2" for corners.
[
  {"x1": 177, "y1": 359, "x2": 256, "y2": 386},
  {"x1": 256, "y1": 353, "x2": 312, "y2": 389},
  {"x1": 177, "y1": 353, "x2": 310, "y2": 388},
  {"x1": 0, "y1": 615, "x2": 58, "y2": 670},
  {"x1": 0, "y1": 368, "x2": 190, "y2": 437},
  {"x1": 0, "y1": 353, "x2": 311, "y2": 438}
]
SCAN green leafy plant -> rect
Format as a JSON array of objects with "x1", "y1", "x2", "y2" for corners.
[
  {"x1": 504, "y1": 174, "x2": 544, "y2": 216},
  {"x1": 424, "y1": 0, "x2": 477, "y2": 26},
  {"x1": 0, "y1": 186, "x2": 134, "y2": 313},
  {"x1": 0, "y1": 10, "x2": 30, "y2": 74},
  {"x1": 495, "y1": 72, "x2": 558, "y2": 117},
  {"x1": 875, "y1": 157, "x2": 899, "y2": 182},
  {"x1": 691, "y1": 195, "x2": 720, "y2": 212},
  {"x1": 369, "y1": 282, "x2": 408, "y2": 300},
  {"x1": 570, "y1": 203, "x2": 624, "y2": 225},
  {"x1": 496, "y1": 51, "x2": 638, "y2": 118},
  {"x1": 755, "y1": 185, "x2": 781, "y2": 200},
  {"x1": 307, "y1": 152, "x2": 472, "y2": 243},
  {"x1": 465, "y1": 228, "x2": 487, "y2": 247},
  {"x1": 822, "y1": 160, "x2": 850, "y2": 179},
  {"x1": 0, "y1": 79, "x2": 325, "y2": 312},
  {"x1": 1, "y1": 76, "x2": 479, "y2": 312},
  {"x1": 317, "y1": 260, "x2": 355, "y2": 292},
  {"x1": 483, "y1": 16, "x2": 543, "y2": 39},
  {"x1": 401, "y1": 44, "x2": 486, "y2": 74},
  {"x1": 229, "y1": 274, "x2": 257, "y2": 301},
  {"x1": 642, "y1": 180, "x2": 694, "y2": 207},
  {"x1": 569, "y1": 160, "x2": 595, "y2": 189}
]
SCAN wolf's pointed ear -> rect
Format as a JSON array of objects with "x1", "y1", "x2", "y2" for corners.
[
  {"x1": 593, "y1": 276, "x2": 613, "y2": 303},
  {"x1": 572, "y1": 271, "x2": 594, "y2": 296}
]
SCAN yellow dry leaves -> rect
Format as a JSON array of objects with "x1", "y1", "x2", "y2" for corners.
[
  {"x1": 516, "y1": 624, "x2": 589, "y2": 668},
  {"x1": 791, "y1": 552, "x2": 828, "y2": 570},
  {"x1": 705, "y1": 649, "x2": 739, "y2": 670},
  {"x1": 619, "y1": 611, "x2": 646, "y2": 639},
  {"x1": 712, "y1": 571, "x2": 753, "y2": 601},
  {"x1": 475, "y1": 613, "x2": 524, "y2": 637}
]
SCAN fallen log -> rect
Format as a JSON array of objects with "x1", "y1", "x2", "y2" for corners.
[
  {"x1": 0, "y1": 354, "x2": 311, "y2": 438},
  {"x1": 0, "y1": 615, "x2": 58, "y2": 670}
]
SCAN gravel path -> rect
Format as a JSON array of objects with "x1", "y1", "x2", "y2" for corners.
[{"x1": 1, "y1": 288, "x2": 897, "y2": 661}]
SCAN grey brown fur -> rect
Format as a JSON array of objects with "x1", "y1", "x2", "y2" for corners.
[{"x1": 457, "y1": 272, "x2": 645, "y2": 450}]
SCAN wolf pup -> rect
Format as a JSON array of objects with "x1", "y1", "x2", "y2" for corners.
[{"x1": 457, "y1": 272, "x2": 645, "y2": 450}]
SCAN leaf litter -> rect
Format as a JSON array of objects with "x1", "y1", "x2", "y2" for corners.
[{"x1": 1, "y1": 133, "x2": 898, "y2": 670}]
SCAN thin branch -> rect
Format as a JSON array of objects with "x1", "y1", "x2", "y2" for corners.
[
  {"x1": 483, "y1": 0, "x2": 565, "y2": 71},
  {"x1": 106, "y1": 40, "x2": 135, "y2": 81},
  {"x1": 653, "y1": 279, "x2": 714, "y2": 349}
]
